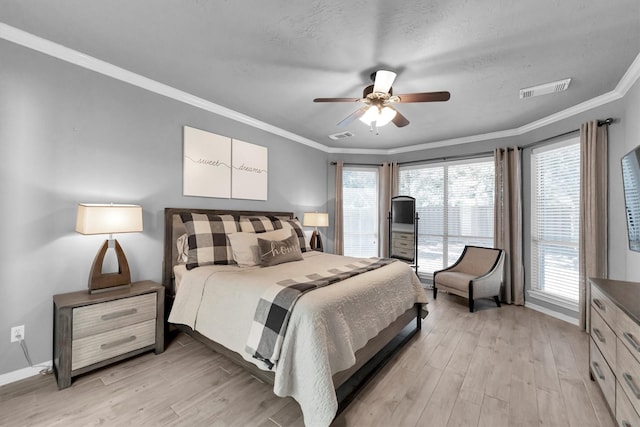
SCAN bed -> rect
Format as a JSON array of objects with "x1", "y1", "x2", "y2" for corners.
[{"x1": 162, "y1": 208, "x2": 428, "y2": 427}]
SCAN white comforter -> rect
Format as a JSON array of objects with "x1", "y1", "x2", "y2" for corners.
[{"x1": 168, "y1": 251, "x2": 427, "y2": 427}]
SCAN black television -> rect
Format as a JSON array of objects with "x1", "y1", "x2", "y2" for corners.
[
  {"x1": 622, "y1": 145, "x2": 640, "y2": 252},
  {"x1": 391, "y1": 197, "x2": 415, "y2": 225}
]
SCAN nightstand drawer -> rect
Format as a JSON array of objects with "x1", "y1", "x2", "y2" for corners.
[
  {"x1": 590, "y1": 338, "x2": 615, "y2": 411},
  {"x1": 591, "y1": 308, "x2": 617, "y2": 371},
  {"x1": 72, "y1": 319, "x2": 156, "y2": 370},
  {"x1": 73, "y1": 293, "x2": 156, "y2": 339}
]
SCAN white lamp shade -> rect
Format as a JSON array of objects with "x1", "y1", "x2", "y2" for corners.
[
  {"x1": 303, "y1": 212, "x2": 329, "y2": 228},
  {"x1": 76, "y1": 204, "x2": 143, "y2": 235}
]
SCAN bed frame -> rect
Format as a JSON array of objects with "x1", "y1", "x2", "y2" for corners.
[{"x1": 162, "y1": 207, "x2": 424, "y2": 410}]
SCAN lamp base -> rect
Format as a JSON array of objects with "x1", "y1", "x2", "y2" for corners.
[
  {"x1": 88, "y1": 239, "x2": 132, "y2": 294},
  {"x1": 310, "y1": 230, "x2": 323, "y2": 252}
]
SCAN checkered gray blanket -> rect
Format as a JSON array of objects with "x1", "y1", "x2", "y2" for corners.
[{"x1": 245, "y1": 257, "x2": 397, "y2": 369}]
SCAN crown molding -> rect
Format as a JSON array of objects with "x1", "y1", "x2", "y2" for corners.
[
  {"x1": 0, "y1": 23, "x2": 329, "y2": 153},
  {"x1": 1, "y1": 23, "x2": 639, "y2": 156}
]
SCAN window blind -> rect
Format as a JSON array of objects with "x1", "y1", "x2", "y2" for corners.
[
  {"x1": 399, "y1": 157, "x2": 494, "y2": 275},
  {"x1": 342, "y1": 167, "x2": 379, "y2": 258},
  {"x1": 531, "y1": 139, "x2": 580, "y2": 303}
]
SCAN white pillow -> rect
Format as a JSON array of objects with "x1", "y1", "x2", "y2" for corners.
[
  {"x1": 176, "y1": 233, "x2": 189, "y2": 263},
  {"x1": 227, "y1": 229, "x2": 292, "y2": 267}
]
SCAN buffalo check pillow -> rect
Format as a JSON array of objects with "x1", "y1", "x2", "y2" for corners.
[
  {"x1": 239, "y1": 216, "x2": 277, "y2": 233},
  {"x1": 179, "y1": 213, "x2": 239, "y2": 269},
  {"x1": 273, "y1": 218, "x2": 311, "y2": 253}
]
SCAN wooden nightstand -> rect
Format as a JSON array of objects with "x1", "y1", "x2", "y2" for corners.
[{"x1": 53, "y1": 281, "x2": 164, "y2": 389}]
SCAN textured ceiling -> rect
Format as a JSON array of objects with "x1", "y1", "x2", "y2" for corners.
[{"x1": 1, "y1": 0, "x2": 639, "y2": 151}]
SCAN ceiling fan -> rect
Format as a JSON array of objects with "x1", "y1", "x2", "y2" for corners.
[{"x1": 313, "y1": 70, "x2": 450, "y2": 132}]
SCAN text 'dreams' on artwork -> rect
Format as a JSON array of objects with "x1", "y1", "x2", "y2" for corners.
[{"x1": 183, "y1": 126, "x2": 268, "y2": 200}]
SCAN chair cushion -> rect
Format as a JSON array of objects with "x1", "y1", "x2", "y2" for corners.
[
  {"x1": 451, "y1": 247, "x2": 500, "y2": 276},
  {"x1": 435, "y1": 271, "x2": 475, "y2": 293}
]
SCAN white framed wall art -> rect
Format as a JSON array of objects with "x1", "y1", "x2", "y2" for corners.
[
  {"x1": 232, "y1": 139, "x2": 268, "y2": 200},
  {"x1": 182, "y1": 126, "x2": 268, "y2": 200}
]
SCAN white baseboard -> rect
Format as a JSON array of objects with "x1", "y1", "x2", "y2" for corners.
[
  {"x1": 0, "y1": 361, "x2": 52, "y2": 387},
  {"x1": 525, "y1": 301, "x2": 579, "y2": 326}
]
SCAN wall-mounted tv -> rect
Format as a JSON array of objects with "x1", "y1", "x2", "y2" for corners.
[{"x1": 622, "y1": 145, "x2": 640, "y2": 251}]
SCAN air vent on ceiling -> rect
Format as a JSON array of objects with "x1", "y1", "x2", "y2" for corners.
[
  {"x1": 328, "y1": 131, "x2": 354, "y2": 140},
  {"x1": 519, "y1": 78, "x2": 572, "y2": 99}
]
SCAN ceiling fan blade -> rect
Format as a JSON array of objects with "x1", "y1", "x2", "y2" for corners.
[
  {"x1": 337, "y1": 107, "x2": 368, "y2": 127},
  {"x1": 392, "y1": 110, "x2": 410, "y2": 127},
  {"x1": 372, "y1": 70, "x2": 397, "y2": 94},
  {"x1": 396, "y1": 91, "x2": 451, "y2": 103},
  {"x1": 313, "y1": 97, "x2": 360, "y2": 102}
]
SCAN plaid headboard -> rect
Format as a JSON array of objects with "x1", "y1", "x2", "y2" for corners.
[{"x1": 163, "y1": 208, "x2": 295, "y2": 299}]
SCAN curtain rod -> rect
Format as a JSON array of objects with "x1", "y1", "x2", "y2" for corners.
[
  {"x1": 521, "y1": 117, "x2": 615, "y2": 149},
  {"x1": 330, "y1": 162, "x2": 383, "y2": 166},
  {"x1": 399, "y1": 152, "x2": 494, "y2": 166}
]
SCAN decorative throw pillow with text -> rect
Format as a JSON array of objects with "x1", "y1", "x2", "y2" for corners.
[{"x1": 257, "y1": 233, "x2": 303, "y2": 267}]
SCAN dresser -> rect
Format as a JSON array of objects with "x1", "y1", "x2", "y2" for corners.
[
  {"x1": 590, "y1": 278, "x2": 640, "y2": 426},
  {"x1": 53, "y1": 281, "x2": 164, "y2": 389},
  {"x1": 391, "y1": 230, "x2": 415, "y2": 261}
]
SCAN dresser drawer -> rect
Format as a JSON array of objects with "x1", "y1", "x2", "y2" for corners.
[
  {"x1": 592, "y1": 284, "x2": 617, "y2": 329},
  {"x1": 591, "y1": 338, "x2": 616, "y2": 411},
  {"x1": 73, "y1": 293, "x2": 157, "y2": 339},
  {"x1": 392, "y1": 239, "x2": 413, "y2": 249},
  {"x1": 392, "y1": 247, "x2": 414, "y2": 258},
  {"x1": 618, "y1": 340, "x2": 640, "y2": 416},
  {"x1": 592, "y1": 308, "x2": 617, "y2": 371},
  {"x1": 72, "y1": 319, "x2": 156, "y2": 370},
  {"x1": 618, "y1": 310, "x2": 640, "y2": 366},
  {"x1": 618, "y1": 381, "x2": 640, "y2": 427},
  {"x1": 393, "y1": 232, "x2": 413, "y2": 241}
]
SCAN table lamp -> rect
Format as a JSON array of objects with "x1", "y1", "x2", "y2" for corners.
[
  {"x1": 75, "y1": 203, "x2": 143, "y2": 293},
  {"x1": 303, "y1": 212, "x2": 329, "y2": 251}
]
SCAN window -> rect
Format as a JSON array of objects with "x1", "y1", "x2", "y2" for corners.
[
  {"x1": 530, "y1": 138, "x2": 580, "y2": 309},
  {"x1": 399, "y1": 158, "x2": 494, "y2": 275},
  {"x1": 342, "y1": 167, "x2": 379, "y2": 257}
]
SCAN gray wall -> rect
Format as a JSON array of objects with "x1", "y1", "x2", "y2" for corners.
[{"x1": 0, "y1": 40, "x2": 329, "y2": 375}]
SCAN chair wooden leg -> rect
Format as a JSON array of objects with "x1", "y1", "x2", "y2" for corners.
[{"x1": 494, "y1": 296, "x2": 501, "y2": 307}]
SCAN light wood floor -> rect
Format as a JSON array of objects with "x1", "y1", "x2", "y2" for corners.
[{"x1": 0, "y1": 294, "x2": 616, "y2": 427}]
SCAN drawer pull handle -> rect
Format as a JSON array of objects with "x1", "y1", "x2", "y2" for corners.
[
  {"x1": 592, "y1": 298, "x2": 605, "y2": 311},
  {"x1": 592, "y1": 328, "x2": 605, "y2": 343},
  {"x1": 102, "y1": 308, "x2": 137, "y2": 321},
  {"x1": 624, "y1": 373, "x2": 640, "y2": 399},
  {"x1": 624, "y1": 332, "x2": 640, "y2": 352},
  {"x1": 100, "y1": 335, "x2": 136, "y2": 350},
  {"x1": 592, "y1": 362, "x2": 605, "y2": 380}
]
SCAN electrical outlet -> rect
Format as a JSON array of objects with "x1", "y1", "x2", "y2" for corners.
[{"x1": 10, "y1": 325, "x2": 24, "y2": 343}]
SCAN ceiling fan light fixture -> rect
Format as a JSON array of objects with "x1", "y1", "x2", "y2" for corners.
[{"x1": 359, "y1": 106, "x2": 397, "y2": 127}]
